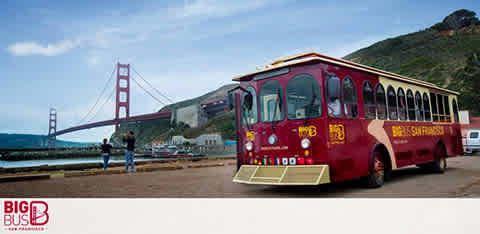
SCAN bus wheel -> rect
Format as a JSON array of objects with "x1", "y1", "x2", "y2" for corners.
[
  {"x1": 365, "y1": 151, "x2": 385, "y2": 188},
  {"x1": 431, "y1": 144, "x2": 447, "y2": 173}
]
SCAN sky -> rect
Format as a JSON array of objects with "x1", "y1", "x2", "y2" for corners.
[{"x1": 0, "y1": 0, "x2": 478, "y2": 143}]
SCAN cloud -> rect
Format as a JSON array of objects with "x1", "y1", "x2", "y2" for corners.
[
  {"x1": 176, "y1": 0, "x2": 275, "y2": 18},
  {"x1": 7, "y1": 40, "x2": 79, "y2": 56},
  {"x1": 88, "y1": 56, "x2": 99, "y2": 65}
]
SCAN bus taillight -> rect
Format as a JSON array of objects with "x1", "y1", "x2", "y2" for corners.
[
  {"x1": 297, "y1": 157, "x2": 305, "y2": 165},
  {"x1": 305, "y1": 158, "x2": 313, "y2": 165}
]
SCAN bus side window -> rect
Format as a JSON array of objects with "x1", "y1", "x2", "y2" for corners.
[
  {"x1": 342, "y1": 76, "x2": 358, "y2": 119},
  {"x1": 397, "y1": 88, "x2": 407, "y2": 120},
  {"x1": 241, "y1": 86, "x2": 258, "y2": 125},
  {"x1": 437, "y1": 94, "x2": 445, "y2": 122},
  {"x1": 423, "y1": 93, "x2": 431, "y2": 121},
  {"x1": 444, "y1": 95, "x2": 451, "y2": 122},
  {"x1": 387, "y1": 86, "x2": 398, "y2": 120},
  {"x1": 326, "y1": 72, "x2": 342, "y2": 118},
  {"x1": 431, "y1": 93, "x2": 438, "y2": 121},
  {"x1": 415, "y1": 91, "x2": 424, "y2": 121},
  {"x1": 376, "y1": 84, "x2": 387, "y2": 120},
  {"x1": 452, "y1": 99, "x2": 459, "y2": 123},
  {"x1": 407, "y1": 89, "x2": 415, "y2": 121},
  {"x1": 363, "y1": 81, "x2": 376, "y2": 119}
]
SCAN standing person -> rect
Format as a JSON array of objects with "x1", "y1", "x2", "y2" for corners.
[
  {"x1": 101, "y1": 138, "x2": 113, "y2": 171},
  {"x1": 122, "y1": 131, "x2": 136, "y2": 173}
]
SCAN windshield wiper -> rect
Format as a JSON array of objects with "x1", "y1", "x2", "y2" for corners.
[
  {"x1": 304, "y1": 86, "x2": 317, "y2": 126},
  {"x1": 271, "y1": 88, "x2": 282, "y2": 130}
]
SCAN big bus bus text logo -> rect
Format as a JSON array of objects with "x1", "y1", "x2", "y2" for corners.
[
  {"x1": 392, "y1": 125, "x2": 444, "y2": 137},
  {"x1": 329, "y1": 124, "x2": 345, "y2": 144},
  {"x1": 3, "y1": 200, "x2": 49, "y2": 231},
  {"x1": 298, "y1": 126, "x2": 317, "y2": 137}
]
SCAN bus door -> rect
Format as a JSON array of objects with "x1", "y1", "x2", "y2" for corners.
[{"x1": 325, "y1": 72, "x2": 363, "y2": 181}]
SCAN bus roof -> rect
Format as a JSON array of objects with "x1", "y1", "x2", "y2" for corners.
[{"x1": 232, "y1": 52, "x2": 459, "y2": 95}]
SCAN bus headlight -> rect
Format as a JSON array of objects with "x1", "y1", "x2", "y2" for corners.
[
  {"x1": 301, "y1": 138, "x2": 311, "y2": 149},
  {"x1": 245, "y1": 141, "x2": 253, "y2": 151}
]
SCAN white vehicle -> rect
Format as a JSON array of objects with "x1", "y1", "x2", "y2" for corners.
[{"x1": 465, "y1": 130, "x2": 480, "y2": 154}]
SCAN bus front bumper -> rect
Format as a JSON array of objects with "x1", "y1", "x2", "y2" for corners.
[{"x1": 233, "y1": 165, "x2": 330, "y2": 185}]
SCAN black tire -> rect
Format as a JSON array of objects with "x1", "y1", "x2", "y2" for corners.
[
  {"x1": 431, "y1": 144, "x2": 447, "y2": 173},
  {"x1": 365, "y1": 150, "x2": 386, "y2": 188}
]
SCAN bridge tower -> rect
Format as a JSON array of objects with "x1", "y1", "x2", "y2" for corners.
[
  {"x1": 47, "y1": 108, "x2": 57, "y2": 147},
  {"x1": 115, "y1": 63, "x2": 130, "y2": 131}
]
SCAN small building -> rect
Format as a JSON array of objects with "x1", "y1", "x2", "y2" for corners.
[
  {"x1": 195, "y1": 133, "x2": 223, "y2": 146},
  {"x1": 175, "y1": 104, "x2": 208, "y2": 128},
  {"x1": 201, "y1": 98, "x2": 228, "y2": 119}
]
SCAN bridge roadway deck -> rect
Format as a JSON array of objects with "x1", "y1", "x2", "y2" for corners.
[
  {"x1": 0, "y1": 155, "x2": 479, "y2": 197},
  {"x1": 54, "y1": 110, "x2": 171, "y2": 136}
]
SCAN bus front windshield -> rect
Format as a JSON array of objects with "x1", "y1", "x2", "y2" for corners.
[
  {"x1": 241, "y1": 86, "x2": 258, "y2": 126},
  {"x1": 260, "y1": 80, "x2": 284, "y2": 122}
]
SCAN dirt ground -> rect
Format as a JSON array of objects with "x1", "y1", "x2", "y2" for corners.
[{"x1": 1, "y1": 155, "x2": 480, "y2": 198}]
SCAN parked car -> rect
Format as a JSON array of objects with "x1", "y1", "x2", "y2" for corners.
[
  {"x1": 168, "y1": 150, "x2": 193, "y2": 157},
  {"x1": 465, "y1": 130, "x2": 480, "y2": 154}
]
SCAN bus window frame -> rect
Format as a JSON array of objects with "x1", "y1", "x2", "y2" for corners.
[
  {"x1": 386, "y1": 85, "x2": 398, "y2": 120},
  {"x1": 375, "y1": 83, "x2": 387, "y2": 120},
  {"x1": 259, "y1": 79, "x2": 285, "y2": 123},
  {"x1": 240, "y1": 86, "x2": 259, "y2": 126},
  {"x1": 342, "y1": 76, "x2": 358, "y2": 119},
  {"x1": 362, "y1": 80, "x2": 376, "y2": 120},
  {"x1": 452, "y1": 99, "x2": 459, "y2": 123},
  {"x1": 285, "y1": 73, "x2": 323, "y2": 120},
  {"x1": 423, "y1": 92, "x2": 431, "y2": 122},
  {"x1": 406, "y1": 89, "x2": 415, "y2": 121},
  {"x1": 397, "y1": 87, "x2": 407, "y2": 121},
  {"x1": 415, "y1": 91, "x2": 424, "y2": 121}
]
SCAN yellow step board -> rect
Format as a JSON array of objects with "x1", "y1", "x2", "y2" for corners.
[{"x1": 233, "y1": 165, "x2": 330, "y2": 185}]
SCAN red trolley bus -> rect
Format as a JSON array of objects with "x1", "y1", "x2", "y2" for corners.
[{"x1": 229, "y1": 52, "x2": 463, "y2": 187}]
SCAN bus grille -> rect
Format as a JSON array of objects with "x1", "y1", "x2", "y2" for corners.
[{"x1": 233, "y1": 165, "x2": 330, "y2": 185}]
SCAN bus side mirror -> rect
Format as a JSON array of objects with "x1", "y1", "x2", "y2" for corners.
[
  {"x1": 327, "y1": 77, "x2": 340, "y2": 99},
  {"x1": 227, "y1": 92, "x2": 235, "y2": 110}
]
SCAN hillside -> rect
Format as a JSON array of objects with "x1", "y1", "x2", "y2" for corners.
[
  {"x1": 344, "y1": 9, "x2": 480, "y2": 114},
  {"x1": 159, "y1": 83, "x2": 238, "y2": 112},
  {"x1": 110, "y1": 84, "x2": 238, "y2": 147},
  {"x1": 0, "y1": 134, "x2": 93, "y2": 148}
]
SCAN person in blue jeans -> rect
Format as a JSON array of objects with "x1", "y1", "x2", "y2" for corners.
[
  {"x1": 122, "y1": 131, "x2": 136, "y2": 173},
  {"x1": 100, "y1": 138, "x2": 113, "y2": 171}
]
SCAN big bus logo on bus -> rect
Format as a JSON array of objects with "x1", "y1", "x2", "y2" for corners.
[
  {"x1": 246, "y1": 131, "x2": 255, "y2": 141},
  {"x1": 3, "y1": 200, "x2": 49, "y2": 232},
  {"x1": 329, "y1": 124, "x2": 345, "y2": 144},
  {"x1": 298, "y1": 126, "x2": 317, "y2": 137}
]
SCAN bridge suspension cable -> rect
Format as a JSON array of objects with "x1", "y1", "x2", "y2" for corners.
[
  {"x1": 87, "y1": 86, "x2": 116, "y2": 123},
  {"x1": 131, "y1": 75, "x2": 167, "y2": 106},
  {"x1": 76, "y1": 63, "x2": 117, "y2": 125},
  {"x1": 131, "y1": 66, "x2": 174, "y2": 104}
]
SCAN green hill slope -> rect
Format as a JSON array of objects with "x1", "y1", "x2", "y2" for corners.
[
  {"x1": 0, "y1": 133, "x2": 93, "y2": 148},
  {"x1": 110, "y1": 84, "x2": 238, "y2": 147},
  {"x1": 344, "y1": 9, "x2": 480, "y2": 114}
]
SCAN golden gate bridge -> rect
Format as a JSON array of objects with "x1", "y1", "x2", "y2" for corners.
[{"x1": 47, "y1": 63, "x2": 173, "y2": 147}]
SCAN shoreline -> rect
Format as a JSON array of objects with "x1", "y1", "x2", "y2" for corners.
[{"x1": 0, "y1": 155, "x2": 235, "y2": 175}]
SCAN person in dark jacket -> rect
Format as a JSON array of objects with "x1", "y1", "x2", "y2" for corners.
[
  {"x1": 101, "y1": 138, "x2": 113, "y2": 171},
  {"x1": 122, "y1": 131, "x2": 136, "y2": 173}
]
